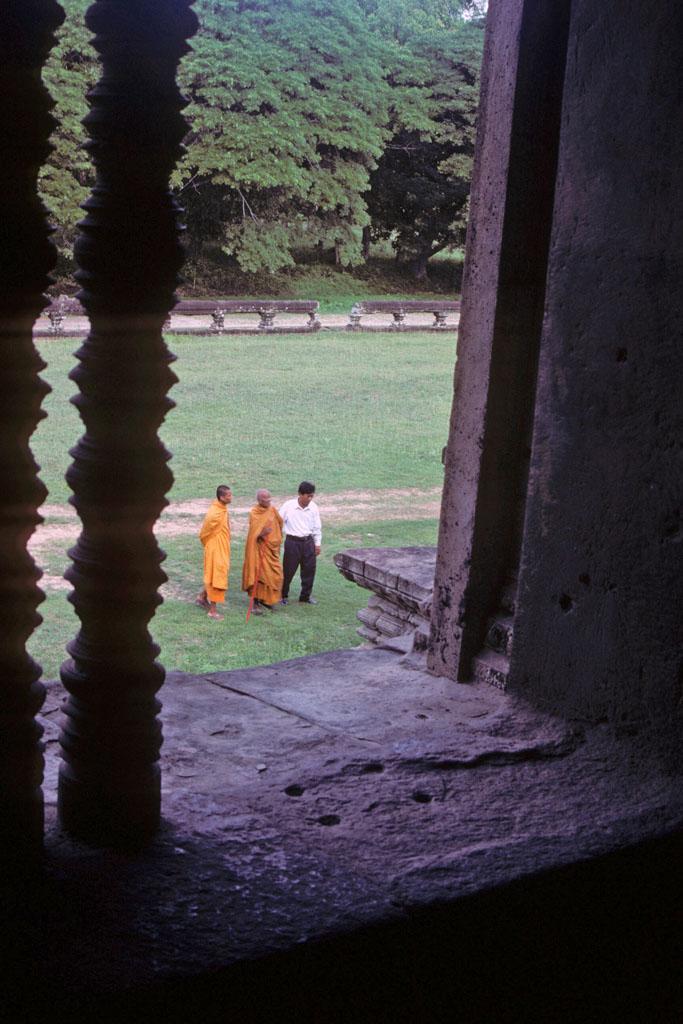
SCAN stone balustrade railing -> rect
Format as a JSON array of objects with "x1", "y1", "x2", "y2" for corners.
[
  {"x1": 38, "y1": 296, "x2": 321, "y2": 336},
  {"x1": 346, "y1": 300, "x2": 460, "y2": 331}
]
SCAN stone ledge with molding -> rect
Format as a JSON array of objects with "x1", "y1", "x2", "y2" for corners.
[{"x1": 334, "y1": 546, "x2": 436, "y2": 652}]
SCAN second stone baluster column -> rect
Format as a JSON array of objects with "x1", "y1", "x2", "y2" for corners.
[{"x1": 58, "y1": 0, "x2": 198, "y2": 846}]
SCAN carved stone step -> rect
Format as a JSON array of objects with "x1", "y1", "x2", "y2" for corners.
[
  {"x1": 369, "y1": 597, "x2": 417, "y2": 623},
  {"x1": 357, "y1": 606, "x2": 381, "y2": 629},
  {"x1": 501, "y1": 582, "x2": 517, "y2": 615},
  {"x1": 358, "y1": 607, "x2": 404, "y2": 637},
  {"x1": 471, "y1": 649, "x2": 509, "y2": 690},
  {"x1": 485, "y1": 614, "x2": 514, "y2": 656},
  {"x1": 374, "y1": 613, "x2": 406, "y2": 638}
]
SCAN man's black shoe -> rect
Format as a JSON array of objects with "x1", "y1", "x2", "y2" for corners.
[
  {"x1": 299, "y1": 597, "x2": 318, "y2": 604},
  {"x1": 280, "y1": 598, "x2": 288, "y2": 605}
]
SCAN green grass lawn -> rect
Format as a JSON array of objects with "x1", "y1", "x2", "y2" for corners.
[
  {"x1": 28, "y1": 329, "x2": 453, "y2": 679},
  {"x1": 284, "y1": 276, "x2": 459, "y2": 314},
  {"x1": 29, "y1": 518, "x2": 439, "y2": 680},
  {"x1": 34, "y1": 330, "x2": 456, "y2": 504}
]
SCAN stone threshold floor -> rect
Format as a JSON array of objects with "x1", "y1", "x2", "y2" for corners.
[{"x1": 9, "y1": 645, "x2": 682, "y2": 1016}]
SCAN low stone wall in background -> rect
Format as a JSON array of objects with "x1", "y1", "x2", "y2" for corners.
[{"x1": 333, "y1": 546, "x2": 436, "y2": 653}]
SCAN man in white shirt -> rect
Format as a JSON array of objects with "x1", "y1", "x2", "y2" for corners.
[{"x1": 279, "y1": 481, "x2": 322, "y2": 605}]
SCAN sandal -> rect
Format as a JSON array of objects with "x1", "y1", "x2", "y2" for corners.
[{"x1": 207, "y1": 610, "x2": 223, "y2": 620}]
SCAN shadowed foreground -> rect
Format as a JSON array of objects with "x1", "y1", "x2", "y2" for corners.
[{"x1": 6, "y1": 647, "x2": 681, "y2": 1021}]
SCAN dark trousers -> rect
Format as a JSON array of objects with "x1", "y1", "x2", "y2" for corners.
[{"x1": 282, "y1": 535, "x2": 316, "y2": 600}]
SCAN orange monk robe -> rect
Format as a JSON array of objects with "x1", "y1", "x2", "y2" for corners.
[
  {"x1": 199, "y1": 499, "x2": 231, "y2": 603},
  {"x1": 241, "y1": 505, "x2": 284, "y2": 606}
]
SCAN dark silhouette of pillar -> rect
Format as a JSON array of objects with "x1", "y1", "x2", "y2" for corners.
[
  {"x1": 58, "y1": 0, "x2": 197, "y2": 846},
  {"x1": 429, "y1": 0, "x2": 682, "y2": 764},
  {"x1": 509, "y1": 0, "x2": 683, "y2": 745},
  {"x1": 428, "y1": 0, "x2": 571, "y2": 680},
  {"x1": 0, "y1": 0, "x2": 64, "y2": 864}
]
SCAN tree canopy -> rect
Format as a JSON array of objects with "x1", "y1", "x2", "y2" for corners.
[
  {"x1": 40, "y1": 0, "x2": 97, "y2": 261},
  {"x1": 365, "y1": 1, "x2": 483, "y2": 277},
  {"x1": 40, "y1": 0, "x2": 484, "y2": 283},
  {"x1": 177, "y1": 0, "x2": 393, "y2": 272}
]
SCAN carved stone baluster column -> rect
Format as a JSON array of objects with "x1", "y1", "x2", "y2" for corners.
[
  {"x1": 347, "y1": 304, "x2": 362, "y2": 331},
  {"x1": 58, "y1": 0, "x2": 197, "y2": 846},
  {"x1": 48, "y1": 306, "x2": 66, "y2": 336},
  {"x1": 258, "y1": 307, "x2": 276, "y2": 332},
  {"x1": 210, "y1": 307, "x2": 225, "y2": 334},
  {"x1": 0, "y1": 1, "x2": 64, "y2": 864}
]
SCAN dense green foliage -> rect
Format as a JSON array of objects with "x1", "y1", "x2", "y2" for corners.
[
  {"x1": 40, "y1": 0, "x2": 483, "y2": 286},
  {"x1": 365, "y1": 0, "x2": 483, "y2": 277},
  {"x1": 40, "y1": 0, "x2": 97, "y2": 265},
  {"x1": 178, "y1": 0, "x2": 392, "y2": 273}
]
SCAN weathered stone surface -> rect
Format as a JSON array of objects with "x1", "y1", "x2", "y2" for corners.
[
  {"x1": 374, "y1": 613, "x2": 406, "y2": 639},
  {"x1": 413, "y1": 623, "x2": 431, "y2": 651},
  {"x1": 429, "y1": 0, "x2": 571, "y2": 680},
  {"x1": 485, "y1": 614, "x2": 514, "y2": 657},
  {"x1": 335, "y1": 547, "x2": 436, "y2": 649},
  {"x1": 14, "y1": 646, "x2": 679, "y2": 1011},
  {"x1": 508, "y1": 3, "x2": 683, "y2": 755},
  {"x1": 501, "y1": 581, "x2": 517, "y2": 614},
  {"x1": 426, "y1": 0, "x2": 681, "y2": 767},
  {"x1": 335, "y1": 547, "x2": 435, "y2": 607},
  {"x1": 356, "y1": 606, "x2": 381, "y2": 628},
  {"x1": 376, "y1": 631, "x2": 416, "y2": 655},
  {"x1": 472, "y1": 649, "x2": 509, "y2": 690}
]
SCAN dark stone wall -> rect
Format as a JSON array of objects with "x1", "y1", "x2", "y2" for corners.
[
  {"x1": 428, "y1": 0, "x2": 571, "y2": 677},
  {"x1": 510, "y1": 1, "x2": 683, "y2": 748}
]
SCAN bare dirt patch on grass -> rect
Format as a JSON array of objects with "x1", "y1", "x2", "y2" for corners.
[
  {"x1": 34, "y1": 486, "x2": 442, "y2": 548},
  {"x1": 30, "y1": 487, "x2": 442, "y2": 592},
  {"x1": 40, "y1": 573, "x2": 72, "y2": 593}
]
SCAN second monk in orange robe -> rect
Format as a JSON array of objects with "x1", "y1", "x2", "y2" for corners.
[{"x1": 241, "y1": 489, "x2": 283, "y2": 612}]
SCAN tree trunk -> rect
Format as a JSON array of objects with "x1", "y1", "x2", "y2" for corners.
[
  {"x1": 412, "y1": 251, "x2": 430, "y2": 281},
  {"x1": 362, "y1": 225, "x2": 371, "y2": 261}
]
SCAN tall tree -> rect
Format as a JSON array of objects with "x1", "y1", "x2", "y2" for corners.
[
  {"x1": 175, "y1": 0, "x2": 393, "y2": 274},
  {"x1": 39, "y1": 0, "x2": 98, "y2": 270},
  {"x1": 39, "y1": 0, "x2": 484, "y2": 282},
  {"x1": 364, "y1": 0, "x2": 484, "y2": 278}
]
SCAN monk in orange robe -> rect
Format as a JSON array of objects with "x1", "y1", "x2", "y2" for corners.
[
  {"x1": 197, "y1": 484, "x2": 232, "y2": 620},
  {"x1": 241, "y1": 489, "x2": 283, "y2": 613}
]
